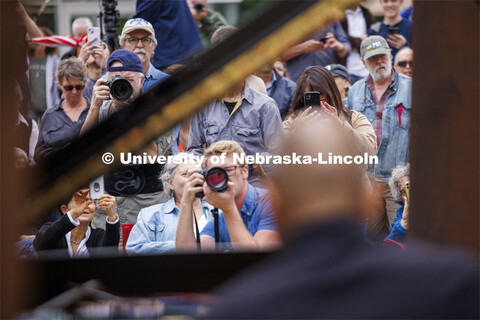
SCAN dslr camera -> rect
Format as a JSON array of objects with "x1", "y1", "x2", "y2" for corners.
[
  {"x1": 193, "y1": 1, "x2": 205, "y2": 13},
  {"x1": 104, "y1": 75, "x2": 133, "y2": 101},
  {"x1": 195, "y1": 167, "x2": 229, "y2": 198}
]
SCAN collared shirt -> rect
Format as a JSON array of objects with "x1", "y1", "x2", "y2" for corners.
[
  {"x1": 126, "y1": 197, "x2": 212, "y2": 254},
  {"x1": 143, "y1": 63, "x2": 170, "y2": 92},
  {"x1": 200, "y1": 184, "x2": 278, "y2": 247},
  {"x1": 188, "y1": 84, "x2": 284, "y2": 177},
  {"x1": 366, "y1": 70, "x2": 396, "y2": 146},
  {"x1": 34, "y1": 100, "x2": 90, "y2": 162},
  {"x1": 64, "y1": 211, "x2": 119, "y2": 258},
  {"x1": 266, "y1": 71, "x2": 276, "y2": 96}
]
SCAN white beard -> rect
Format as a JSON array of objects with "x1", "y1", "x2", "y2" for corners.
[{"x1": 368, "y1": 62, "x2": 392, "y2": 83}]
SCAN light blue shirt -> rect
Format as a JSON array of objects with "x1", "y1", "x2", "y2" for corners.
[
  {"x1": 266, "y1": 71, "x2": 276, "y2": 96},
  {"x1": 201, "y1": 184, "x2": 278, "y2": 247},
  {"x1": 126, "y1": 197, "x2": 213, "y2": 254},
  {"x1": 143, "y1": 63, "x2": 170, "y2": 92}
]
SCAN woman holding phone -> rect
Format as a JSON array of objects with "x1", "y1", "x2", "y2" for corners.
[
  {"x1": 33, "y1": 189, "x2": 119, "y2": 258},
  {"x1": 284, "y1": 66, "x2": 377, "y2": 160}
]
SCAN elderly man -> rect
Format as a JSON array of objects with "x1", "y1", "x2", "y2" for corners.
[
  {"x1": 347, "y1": 35, "x2": 412, "y2": 240},
  {"x1": 119, "y1": 18, "x2": 169, "y2": 92},
  {"x1": 205, "y1": 117, "x2": 479, "y2": 319},
  {"x1": 393, "y1": 47, "x2": 413, "y2": 77},
  {"x1": 176, "y1": 140, "x2": 281, "y2": 252}
]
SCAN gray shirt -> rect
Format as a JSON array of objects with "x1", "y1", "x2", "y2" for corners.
[
  {"x1": 188, "y1": 84, "x2": 284, "y2": 177},
  {"x1": 29, "y1": 56, "x2": 47, "y2": 114}
]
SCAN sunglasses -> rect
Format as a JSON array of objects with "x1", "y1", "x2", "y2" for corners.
[
  {"x1": 397, "y1": 60, "x2": 413, "y2": 68},
  {"x1": 63, "y1": 85, "x2": 85, "y2": 91}
]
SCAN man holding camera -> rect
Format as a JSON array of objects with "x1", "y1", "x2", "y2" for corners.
[
  {"x1": 81, "y1": 50, "x2": 175, "y2": 231},
  {"x1": 176, "y1": 140, "x2": 281, "y2": 252}
]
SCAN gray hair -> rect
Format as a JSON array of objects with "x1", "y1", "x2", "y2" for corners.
[
  {"x1": 160, "y1": 153, "x2": 200, "y2": 195},
  {"x1": 388, "y1": 163, "x2": 410, "y2": 201},
  {"x1": 211, "y1": 25, "x2": 238, "y2": 48},
  {"x1": 56, "y1": 57, "x2": 87, "y2": 84},
  {"x1": 394, "y1": 47, "x2": 413, "y2": 65},
  {"x1": 72, "y1": 17, "x2": 93, "y2": 37}
]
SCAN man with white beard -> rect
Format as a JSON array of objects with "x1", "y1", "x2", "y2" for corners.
[
  {"x1": 119, "y1": 18, "x2": 169, "y2": 92},
  {"x1": 347, "y1": 35, "x2": 412, "y2": 241}
]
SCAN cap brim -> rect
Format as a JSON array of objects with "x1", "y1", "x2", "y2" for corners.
[
  {"x1": 363, "y1": 48, "x2": 390, "y2": 60},
  {"x1": 121, "y1": 25, "x2": 154, "y2": 37}
]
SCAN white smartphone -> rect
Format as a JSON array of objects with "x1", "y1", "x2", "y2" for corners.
[
  {"x1": 89, "y1": 175, "x2": 105, "y2": 200},
  {"x1": 87, "y1": 27, "x2": 101, "y2": 47}
]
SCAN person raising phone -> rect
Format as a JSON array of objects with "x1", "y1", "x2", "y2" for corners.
[{"x1": 33, "y1": 189, "x2": 119, "y2": 258}]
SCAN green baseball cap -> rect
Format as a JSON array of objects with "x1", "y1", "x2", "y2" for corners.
[{"x1": 360, "y1": 35, "x2": 391, "y2": 60}]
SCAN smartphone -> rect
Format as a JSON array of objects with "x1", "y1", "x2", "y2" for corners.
[
  {"x1": 89, "y1": 175, "x2": 105, "y2": 200},
  {"x1": 304, "y1": 91, "x2": 321, "y2": 109},
  {"x1": 405, "y1": 181, "x2": 410, "y2": 202},
  {"x1": 87, "y1": 27, "x2": 101, "y2": 48},
  {"x1": 388, "y1": 27, "x2": 400, "y2": 35},
  {"x1": 319, "y1": 37, "x2": 327, "y2": 44}
]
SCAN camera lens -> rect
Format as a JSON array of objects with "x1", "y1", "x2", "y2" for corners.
[
  {"x1": 110, "y1": 77, "x2": 133, "y2": 101},
  {"x1": 205, "y1": 167, "x2": 228, "y2": 192},
  {"x1": 193, "y1": 2, "x2": 205, "y2": 13},
  {"x1": 94, "y1": 182, "x2": 100, "y2": 192}
]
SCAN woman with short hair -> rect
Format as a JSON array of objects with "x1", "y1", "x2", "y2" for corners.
[
  {"x1": 126, "y1": 153, "x2": 214, "y2": 254},
  {"x1": 34, "y1": 57, "x2": 90, "y2": 161}
]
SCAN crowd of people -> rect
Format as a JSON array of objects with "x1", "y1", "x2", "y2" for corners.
[
  {"x1": 12, "y1": 0, "x2": 480, "y2": 317},
  {"x1": 13, "y1": 0, "x2": 419, "y2": 256},
  {"x1": 17, "y1": 0, "x2": 416, "y2": 255}
]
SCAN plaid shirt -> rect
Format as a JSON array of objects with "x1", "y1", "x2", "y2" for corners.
[{"x1": 366, "y1": 71, "x2": 396, "y2": 146}]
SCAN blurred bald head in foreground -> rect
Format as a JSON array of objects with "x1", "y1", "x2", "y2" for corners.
[
  {"x1": 208, "y1": 117, "x2": 479, "y2": 320},
  {"x1": 270, "y1": 116, "x2": 364, "y2": 238}
]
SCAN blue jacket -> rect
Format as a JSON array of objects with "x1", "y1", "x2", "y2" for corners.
[
  {"x1": 347, "y1": 71, "x2": 412, "y2": 180},
  {"x1": 268, "y1": 70, "x2": 297, "y2": 119},
  {"x1": 385, "y1": 201, "x2": 407, "y2": 243}
]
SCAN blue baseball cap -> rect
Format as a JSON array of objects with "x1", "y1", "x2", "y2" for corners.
[
  {"x1": 326, "y1": 64, "x2": 351, "y2": 83},
  {"x1": 107, "y1": 49, "x2": 143, "y2": 73}
]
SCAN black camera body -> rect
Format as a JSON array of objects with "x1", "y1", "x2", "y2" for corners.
[
  {"x1": 193, "y1": 2, "x2": 205, "y2": 13},
  {"x1": 195, "y1": 167, "x2": 229, "y2": 198},
  {"x1": 105, "y1": 75, "x2": 133, "y2": 101}
]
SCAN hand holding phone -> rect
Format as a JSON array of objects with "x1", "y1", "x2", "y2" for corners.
[
  {"x1": 89, "y1": 175, "x2": 105, "y2": 200},
  {"x1": 87, "y1": 27, "x2": 101, "y2": 49},
  {"x1": 304, "y1": 91, "x2": 321, "y2": 109}
]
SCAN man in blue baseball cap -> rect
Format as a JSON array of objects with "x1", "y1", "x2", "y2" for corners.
[
  {"x1": 80, "y1": 49, "x2": 175, "y2": 234},
  {"x1": 81, "y1": 49, "x2": 145, "y2": 134}
]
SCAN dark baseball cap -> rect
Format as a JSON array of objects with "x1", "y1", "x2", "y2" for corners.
[
  {"x1": 107, "y1": 49, "x2": 143, "y2": 73},
  {"x1": 326, "y1": 64, "x2": 351, "y2": 83}
]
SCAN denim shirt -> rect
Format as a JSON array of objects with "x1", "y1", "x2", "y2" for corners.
[
  {"x1": 347, "y1": 71, "x2": 412, "y2": 181},
  {"x1": 188, "y1": 84, "x2": 284, "y2": 175},
  {"x1": 200, "y1": 184, "x2": 278, "y2": 246},
  {"x1": 126, "y1": 197, "x2": 213, "y2": 254},
  {"x1": 269, "y1": 70, "x2": 297, "y2": 119},
  {"x1": 143, "y1": 63, "x2": 170, "y2": 92}
]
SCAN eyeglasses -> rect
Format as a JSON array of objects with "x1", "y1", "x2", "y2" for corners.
[
  {"x1": 63, "y1": 85, "x2": 85, "y2": 91},
  {"x1": 224, "y1": 165, "x2": 241, "y2": 175},
  {"x1": 126, "y1": 37, "x2": 153, "y2": 46},
  {"x1": 397, "y1": 60, "x2": 413, "y2": 68}
]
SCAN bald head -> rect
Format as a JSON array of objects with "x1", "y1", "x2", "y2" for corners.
[{"x1": 270, "y1": 116, "x2": 364, "y2": 237}]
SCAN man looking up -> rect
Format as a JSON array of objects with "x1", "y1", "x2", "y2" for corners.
[{"x1": 347, "y1": 35, "x2": 412, "y2": 240}]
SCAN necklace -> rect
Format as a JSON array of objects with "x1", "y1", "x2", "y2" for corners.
[{"x1": 70, "y1": 239, "x2": 82, "y2": 244}]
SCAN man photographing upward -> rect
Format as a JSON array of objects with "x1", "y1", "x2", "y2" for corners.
[{"x1": 176, "y1": 141, "x2": 281, "y2": 251}]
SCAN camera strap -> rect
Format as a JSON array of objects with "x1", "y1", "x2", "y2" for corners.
[
  {"x1": 212, "y1": 208, "x2": 220, "y2": 246},
  {"x1": 191, "y1": 208, "x2": 201, "y2": 250}
]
